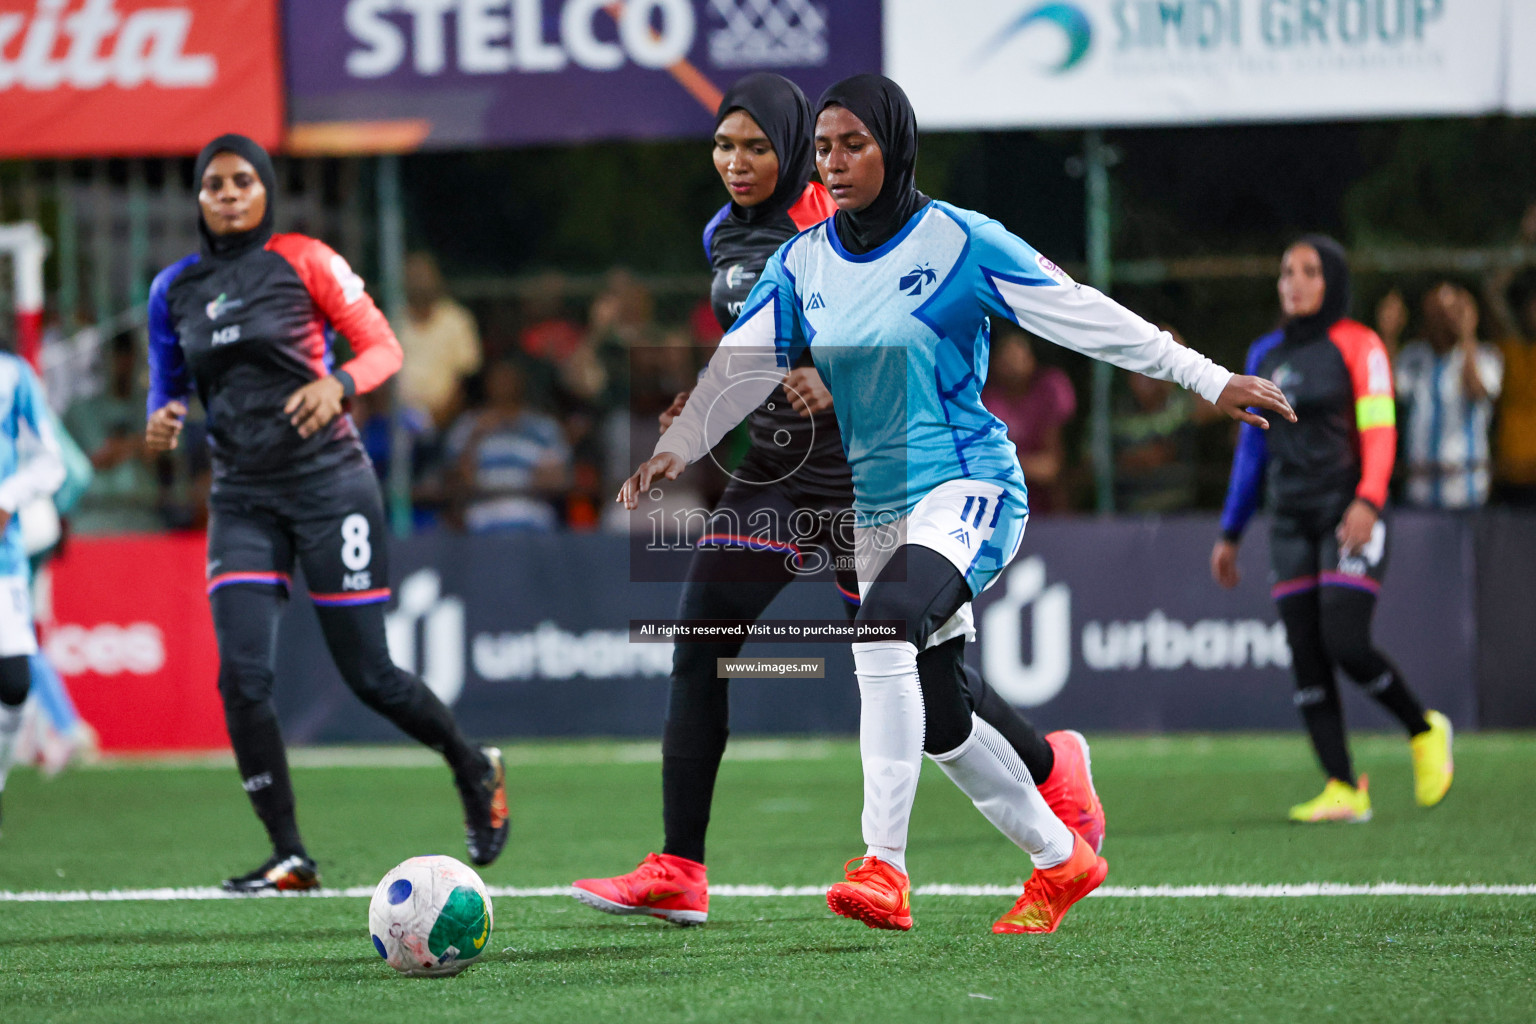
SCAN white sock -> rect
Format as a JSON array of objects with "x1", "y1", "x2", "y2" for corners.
[
  {"x1": 854, "y1": 640, "x2": 923, "y2": 876},
  {"x1": 930, "y1": 715, "x2": 1075, "y2": 869},
  {"x1": 0, "y1": 702, "x2": 22, "y2": 792}
]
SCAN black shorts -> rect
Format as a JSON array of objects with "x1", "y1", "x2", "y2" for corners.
[
  {"x1": 1269, "y1": 502, "x2": 1388, "y2": 602},
  {"x1": 206, "y1": 462, "x2": 391, "y2": 608}
]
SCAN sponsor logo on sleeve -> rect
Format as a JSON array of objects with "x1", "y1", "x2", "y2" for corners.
[
  {"x1": 330, "y1": 254, "x2": 366, "y2": 304},
  {"x1": 1035, "y1": 253, "x2": 1074, "y2": 286}
]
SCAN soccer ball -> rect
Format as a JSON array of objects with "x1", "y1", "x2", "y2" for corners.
[{"x1": 368, "y1": 855, "x2": 494, "y2": 977}]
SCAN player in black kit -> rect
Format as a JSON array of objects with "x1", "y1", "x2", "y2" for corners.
[
  {"x1": 145, "y1": 135, "x2": 509, "y2": 891},
  {"x1": 1214, "y1": 236, "x2": 1453, "y2": 822},
  {"x1": 572, "y1": 75, "x2": 1104, "y2": 925}
]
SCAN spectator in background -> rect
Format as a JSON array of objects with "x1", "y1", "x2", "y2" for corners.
[
  {"x1": 1112, "y1": 326, "x2": 1220, "y2": 513},
  {"x1": 1395, "y1": 282, "x2": 1503, "y2": 509},
  {"x1": 63, "y1": 331, "x2": 161, "y2": 533},
  {"x1": 39, "y1": 311, "x2": 101, "y2": 416},
  {"x1": 395, "y1": 252, "x2": 482, "y2": 427},
  {"x1": 351, "y1": 387, "x2": 431, "y2": 487},
  {"x1": 982, "y1": 324, "x2": 1075, "y2": 514},
  {"x1": 518, "y1": 272, "x2": 585, "y2": 364},
  {"x1": 348, "y1": 387, "x2": 439, "y2": 530},
  {"x1": 445, "y1": 359, "x2": 571, "y2": 532},
  {"x1": 1374, "y1": 288, "x2": 1408, "y2": 364},
  {"x1": 1482, "y1": 206, "x2": 1536, "y2": 507},
  {"x1": 585, "y1": 269, "x2": 661, "y2": 406}
]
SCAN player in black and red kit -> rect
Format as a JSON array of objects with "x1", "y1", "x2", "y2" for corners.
[
  {"x1": 145, "y1": 135, "x2": 508, "y2": 891},
  {"x1": 572, "y1": 75, "x2": 1103, "y2": 925},
  {"x1": 1214, "y1": 236, "x2": 1453, "y2": 823}
]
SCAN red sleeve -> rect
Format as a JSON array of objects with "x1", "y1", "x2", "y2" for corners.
[
  {"x1": 787, "y1": 182, "x2": 838, "y2": 231},
  {"x1": 1329, "y1": 319, "x2": 1397, "y2": 510},
  {"x1": 267, "y1": 233, "x2": 403, "y2": 395}
]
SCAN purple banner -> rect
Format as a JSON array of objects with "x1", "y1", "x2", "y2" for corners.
[
  {"x1": 283, "y1": 0, "x2": 883, "y2": 150},
  {"x1": 970, "y1": 513, "x2": 1479, "y2": 733},
  {"x1": 270, "y1": 513, "x2": 1483, "y2": 744}
]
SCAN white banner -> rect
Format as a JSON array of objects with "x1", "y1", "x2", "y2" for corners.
[
  {"x1": 886, "y1": 0, "x2": 1507, "y2": 128},
  {"x1": 1507, "y1": 0, "x2": 1536, "y2": 112}
]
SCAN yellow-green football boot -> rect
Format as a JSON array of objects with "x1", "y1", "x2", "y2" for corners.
[
  {"x1": 1289, "y1": 775, "x2": 1372, "y2": 823},
  {"x1": 1410, "y1": 710, "x2": 1454, "y2": 808}
]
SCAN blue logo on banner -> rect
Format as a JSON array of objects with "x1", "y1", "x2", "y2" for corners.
[{"x1": 978, "y1": 3, "x2": 1093, "y2": 72}]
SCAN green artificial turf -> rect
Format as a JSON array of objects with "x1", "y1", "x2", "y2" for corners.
[{"x1": 1, "y1": 733, "x2": 1533, "y2": 1023}]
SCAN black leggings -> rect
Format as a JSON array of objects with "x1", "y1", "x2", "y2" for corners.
[
  {"x1": 0, "y1": 655, "x2": 29, "y2": 707},
  {"x1": 1277, "y1": 585, "x2": 1427, "y2": 784},
  {"x1": 1270, "y1": 507, "x2": 1426, "y2": 784},
  {"x1": 212, "y1": 584, "x2": 484, "y2": 856}
]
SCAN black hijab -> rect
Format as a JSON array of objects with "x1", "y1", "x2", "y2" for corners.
[
  {"x1": 194, "y1": 133, "x2": 276, "y2": 261},
  {"x1": 1282, "y1": 234, "x2": 1351, "y2": 344},
  {"x1": 716, "y1": 73, "x2": 816, "y2": 226},
  {"x1": 816, "y1": 74, "x2": 930, "y2": 255}
]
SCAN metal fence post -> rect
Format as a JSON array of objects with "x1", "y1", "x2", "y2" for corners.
[
  {"x1": 376, "y1": 154, "x2": 412, "y2": 537},
  {"x1": 1085, "y1": 129, "x2": 1116, "y2": 515}
]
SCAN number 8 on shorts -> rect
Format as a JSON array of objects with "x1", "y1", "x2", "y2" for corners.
[{"x1": 341, "y1": 513, "x2": 372, "y2": 573}]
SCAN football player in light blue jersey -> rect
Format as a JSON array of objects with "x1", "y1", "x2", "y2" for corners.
[
  {"x1": 0, "y1": 351, "x2": 66, "y2": 835},
  {"x1": 620, "y1": 75, "x2": 1293, "y2": 934}
]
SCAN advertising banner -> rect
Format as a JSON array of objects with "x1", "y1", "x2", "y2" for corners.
[
  {"x1": 885, "y1": 0, "x2": 1507, "y2": 129},
  {"x1": 46, "y1": 533, "x2": 227, "y2": 752},
  {"x1": 1472, "y1": 511, "x2": 1536, "y2": 727},
  {"x1": 971, "y1": 513, "x2": 1478, "y2": 733},
  {"x1": 281, "y1": 0, "x2": 882, "y2": 151},
  {"x1": 0, "y1": 0, "x2": 284, "y2": 157},
  {"x1": 268, "y1": 514, "x2": 1477, "y2": 745},
  {"x1": 271, "y1": 531, "x2": 860, "y2": 743},
  {"x1": 1505, "y1": 0, "x2": 1536, "y2": 113},
  {"x1": 45, "y1": 514, "x2": 1487, "y2": 751}
]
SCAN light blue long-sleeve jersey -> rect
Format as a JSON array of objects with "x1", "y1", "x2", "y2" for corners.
[
  {"x1": 657, "y1": 201, "x2": 1232, "y2": 519},
  {"x1": 0, "y1": 354, "x2": 65, "y2": 579}
]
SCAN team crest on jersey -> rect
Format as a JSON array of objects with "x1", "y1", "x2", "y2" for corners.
[
  {"x1": 805, "y1": 292, "x2": 826, "y2": 310},
  {"x1": 725, "y1": 264, "x2": 757, "y2": 290},
  {"x1": 205, "y1": 293, "x2": 243, "y2": 320},
  {"x1": 899, "y1": 263, "x2": 938, "y2": 296},
  {"x1": 1271, "y1": 363, "x2": 1302, "y2": 403}
]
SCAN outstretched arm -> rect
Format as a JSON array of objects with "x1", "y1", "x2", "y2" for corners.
[{"x1": 974, "y1": 219, "x2": 1293, "y2": 427}]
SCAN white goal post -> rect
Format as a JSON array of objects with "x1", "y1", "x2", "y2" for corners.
[{"x1": 0, "y1": 222, "x2": 49, "y2": 368}]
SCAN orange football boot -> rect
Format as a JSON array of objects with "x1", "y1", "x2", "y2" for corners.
[
  {"x1": 826, "y1": 856, "x2": 913, "y2": 931},
  {"x1": 992, "y1": 833, "x2": 1108, "y2": 934}
]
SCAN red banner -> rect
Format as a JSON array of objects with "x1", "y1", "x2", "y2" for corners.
[
  {"x1": 0, "y1": 0, "x2": 283, "y2": 157},
  {"x1": 46, "y1": 532, "x2": 227, "y2": 752}
]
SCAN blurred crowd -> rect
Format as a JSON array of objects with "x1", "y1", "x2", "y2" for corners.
[{"x1": 43, "y1": 213, "x2": 1536, "y2": 537}]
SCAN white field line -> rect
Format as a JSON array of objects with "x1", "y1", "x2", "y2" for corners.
[{"x1": 3, "y1": 882, "x2": 1534, "y2": 903}]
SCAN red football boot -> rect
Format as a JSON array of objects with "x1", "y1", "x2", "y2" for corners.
[
  {"x1": 1038, "y1": 730, "x2": 1106, "y2": 853},
  {"x1": 571, "y1": 853, "x2": 708, "y2": 926}
]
